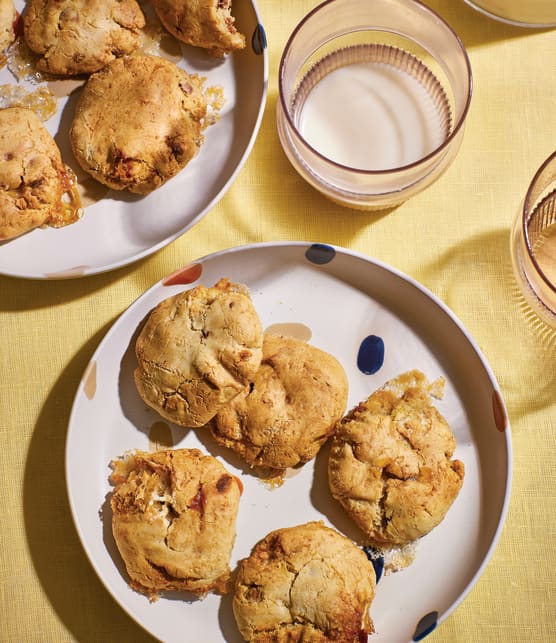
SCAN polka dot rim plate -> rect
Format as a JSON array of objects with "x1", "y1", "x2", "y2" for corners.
[
  {"x1": 66, "y1": 241, "x2": 512, "y2": 642},
  {"x1": 0, "y1": 1, "x2": 267, "y2": 279}
]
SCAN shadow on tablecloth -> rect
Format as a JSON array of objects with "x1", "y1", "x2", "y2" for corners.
[
  {"x1": 22, "y1": 323, "x2": 157, "y2": 643},
  {"x1": 419, "y1": 226, "x2": 556, "y2": 424}
]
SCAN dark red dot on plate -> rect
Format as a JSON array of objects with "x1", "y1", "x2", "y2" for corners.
[{"x1": 357, "y1": 335, "x2": 385, "y2": 374}]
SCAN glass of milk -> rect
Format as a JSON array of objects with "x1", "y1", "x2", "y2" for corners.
[
  {"x1": 276, "y1": 0, "x2": 472, "y2": 210},
  {"x1": 510, "y1": 152, "x2": 556, "y2": 329},
  {"x1": 464, "y1": 0, "x2": 556, "y2": 27}
]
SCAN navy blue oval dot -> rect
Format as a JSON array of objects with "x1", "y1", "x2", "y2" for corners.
[
  {"x1": 413, "y1": 611, "x2": 439, "y2": 641},
  {"x1": 357, "y1": 335, "x2": 385, "y2": 375},
  {"x1": 362, "y1": 546, "x2": 384, "y2": 584},
  {"x1": 251, "y1": 23, "x2": 267, "y2": 55},
  {"x1": 305, "y1": 244, "x2": 336, "y2": 265}
]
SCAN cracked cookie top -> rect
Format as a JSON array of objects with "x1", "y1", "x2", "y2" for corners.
[
  {"x1": 69, "y1": 53, "x2": 208, "y2": 195},
  {"x1": 152, "y1": 0, "x2": 245, "y2": 58},
  {"x1": 110, "y1": 447, "x2": 243, "y2": 599},
  {"x1": 0, "y1": 107, "x2": 81, "y2": 240},
  {"x1": 209, "y1": 333, "x2": 348, "y2": 474},
  {"x1": 23, "y1": 0, "x2": 145, "y2": 76},
  {"x1": 0, "y1": 0, "x2": 16, "y2": 59},
  {"x1": 134, "y1": 278, "x2": 263, "y2": 428},
  {"x1": 328, "y1": 370, "x2": 465, "y2": 548},
  {"x1": 233, "y1": 521, "x2": 376, "y2": 642}
]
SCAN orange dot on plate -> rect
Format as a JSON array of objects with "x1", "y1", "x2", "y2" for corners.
[{"x1": 162, "y1": 263, "x2": 203, "y2": 286}]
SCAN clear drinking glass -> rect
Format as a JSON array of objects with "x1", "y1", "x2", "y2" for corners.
[
  {"x1": 276, "y1": 0, "x2": 472, "y2": 210},
  {"x1": 510, "y1": 152, "x2": 556, "y2": 328},
  {"x1": 464, "y1": 0, "x2": 556, "y2": 28}
]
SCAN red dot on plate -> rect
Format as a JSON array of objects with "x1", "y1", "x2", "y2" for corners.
[{"x1": 162, "y1": 262, "x2": 203, "y2": 286}]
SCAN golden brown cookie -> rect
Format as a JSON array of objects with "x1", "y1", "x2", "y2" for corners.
[
  {"x1": 209, "y1": 333, "x2": 348, "y2": 473},
  {"x1": 23, "y1": 0, "x2": 145, "y2": 76},
  {"x1": 328, "y1": 370, "x2": 465, "y2": 548},
  {"x1": 152, "y1": 0, "x2": 246, "y2": 57},
  {"x1": 110, "y1": 447, "x2": 243, "y2": 598},
  {"x1": 134, "y1": 278, "x2": 263, "y2": 428},
  {"x1": 69, "y1": 54, "x2": 207, "y2": 194},
  {"x1": 0, "y1": 107, "x2": 81, "y2": 241},
  {"x1": 233, "y1": 521, "x2": 375, "y2": 642},
  {"x1": 0, "y1": 0, "x2": 16, "y2": 60}
]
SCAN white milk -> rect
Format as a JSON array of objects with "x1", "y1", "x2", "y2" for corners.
[{"x1": 297, "y1": 61, "x2": 446, "y2": 171}]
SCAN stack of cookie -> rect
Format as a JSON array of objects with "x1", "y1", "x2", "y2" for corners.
[{"x1": 108, "y1": 277, "x2": 465, "y2": 641}]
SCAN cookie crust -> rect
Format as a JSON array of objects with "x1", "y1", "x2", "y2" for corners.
[
  {"x1": 152, "y1": 0, "x2": 245, "y2": 57},
  {"x1": 0, "y1": 0, "x2": 16, "y2": 58},
  {"x1": 134, "y1": 278, "x2": 263, "y2": 428},
  {"x1": 0, "y1": 107, "x2": 80, "y2": 240},
  {"x1": 23, "y1": 0, "x2": 145, "y2": 76},
  {"x1": 233, "y1": 521, "x2": 375, "y2": 642},
  {"x1": 328, "y1": 370, "x2": 465, "y2": 547},
  {"x1": 69, "y1": 54, "x2": 207, "y2": 194},
  {"x1": 209, "y1": 333, "x2": 348, "y2": 472},
  {"x1": 110, "y1": 447, "x2": 242, "y2": 598}
]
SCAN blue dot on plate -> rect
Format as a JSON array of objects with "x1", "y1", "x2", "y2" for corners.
[
  {"x1": 357, "y1": 335, "x2": 385, "y2": 375},
  {"x1": 362, "y1": 546, "x2": 384, "y2": 584},
  {"x1": 413, "y1": 611, "x2": 439, "y2": 641},
  {"x1": 305, "y1": 244, "x2": 336, "y2": 265},
  {"x1": 251, "y1": 23, "x2": 267, "y2": 55}
]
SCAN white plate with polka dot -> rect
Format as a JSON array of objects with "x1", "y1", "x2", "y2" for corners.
[
  {"x1": 0, "y1": 0, "x2": 267, "y2": 279},
  {"x1": 66, "y1": 242, "x2": 512, "y2": 642}
]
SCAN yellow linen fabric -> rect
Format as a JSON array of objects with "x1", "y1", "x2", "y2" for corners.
[{"x1": 1, "y1": 1, "x2": 555, "y2": 641}]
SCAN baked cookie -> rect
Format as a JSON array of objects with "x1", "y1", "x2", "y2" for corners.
[
  {"x1": 0, "y1": 0, "x2": 16, "y2": 61},
  {"x1": 134, "y1": 278, "x2": 263, "y2": 428},
  {"x1": 209, "y1": 334, "x2": 348, "y2": 472},
  {"x1": 110, "y1": 447, "x2": 242, "y2": 598},
  {"x1": 152, "y1": 0, "x2": 245, "y2": 57},
  {"x1": 23, "y1": 0, "x2": 145, "y2": 76},
  {"x1": 70, "y1": 54, "x2": 207, "y2": 194},
  {"x1": 0, "y1": 107, "x2": 81, "y2": 241},
  {"x1": 328, "y1": 370, "x2": 465, "y2": 548},
  {"x1": 233, "y1": 521, "x2": 375, "y2": 642}
]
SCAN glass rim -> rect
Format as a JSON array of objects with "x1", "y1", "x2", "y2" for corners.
[
  {"x1": 522, "y1": 150, "x2": 556, "y2": 295},
  {"x1": 278, "y1": 0, "x2": 473, "y2": 177},
  {"x1": 463, "y1": 0, "x2": 556, "y2": 29}
]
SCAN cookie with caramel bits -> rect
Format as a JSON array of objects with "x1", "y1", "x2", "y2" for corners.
[
  {"x1": 70, "y1": 54, "x2": 207, "y2": 194},
  {"x1": 328, "y1": 370, "x2": 465, "y2": 548},
  {"x1": 134, "y1": 278, "x2": 263, "y2": 428},
  {"x1": 23, "y1": 0, "x2": 145, "y2": 76},
  {"x1": 152, "y1": 0, "x2": 245, "y2": 57},
  {"x1": 0, "y1": 0, "x2": 16, "y2": 60},
  {"x1": 209, "y1": 333, "x2": 348, "y2": 473},
  {"x1": 0, "y1": 107, "x2": 81, "y2": 241},
  {"x1": 110, "y1": 447, "x2": 242, "y2": 598},
  {"x1": 233, "y1": 521, "x2": 376, "y2": 642}
]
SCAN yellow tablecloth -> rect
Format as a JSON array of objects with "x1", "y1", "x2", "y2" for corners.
[{"x1": 1, "y1": 1, "x2": 555, "y2": 641}]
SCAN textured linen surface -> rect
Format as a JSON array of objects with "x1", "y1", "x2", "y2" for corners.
[{"x1": 1, "y1": 1, "x2": 556, "y2": 641}]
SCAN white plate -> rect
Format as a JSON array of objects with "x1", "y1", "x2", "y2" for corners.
[
  {"x1": 66, "y1": 242, "x2": 512, "y2": 643},
  {"x1": 0, "y1": 1, "x2": 267, "y2": 279}
]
